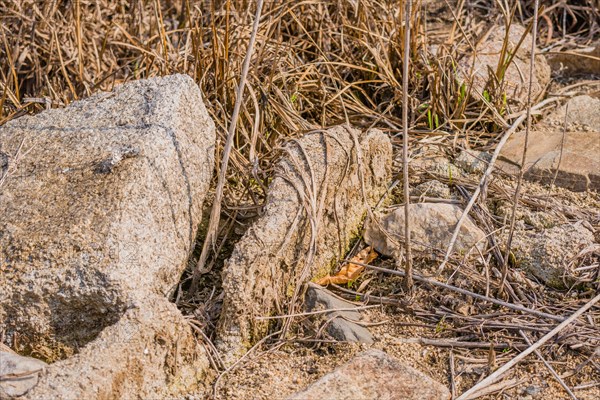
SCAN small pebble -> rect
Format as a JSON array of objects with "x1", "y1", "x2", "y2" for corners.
[{"x1": 525, "y1": 385, "x2": 542, "y2": 396}]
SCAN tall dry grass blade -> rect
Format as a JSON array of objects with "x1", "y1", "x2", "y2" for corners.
[
  {"x1": 191, "y1": 0, "x2": 265, "y2": 291},
  {"x1": 74, "y1": 0, "x2": 85, "y2": 88},
  {"x1": 52, "y1": 29, "x2": 77, "y2": 101},
  {"x1": 545, "y1": 102, "x2": 568, "y2": 208},
  {"x1": 500, "y1": 0, "x2": 540, "y2": 292},
  {"x1": 401, "y1": 0, "x2": 414, "y2": 293}
]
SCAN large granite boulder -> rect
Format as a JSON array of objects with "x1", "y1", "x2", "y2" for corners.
[
  {"x1": 217, "y1": 126, "x2": 392, "y2": 363},
  {"x1": 0, "y1": 74, "x2": 215, "y2": 398}
]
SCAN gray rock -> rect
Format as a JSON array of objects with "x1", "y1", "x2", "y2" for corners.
[
  {"x1": 0, "y1": 74, "x2": 215, "y2": 398},
  {"x1": 412, "y1": 180, "x2": 451, "y2": 199},
  {"x1": 510, "y1": 222, "x2": 595, "y2": 289},
  {"x1": 217, "y1": 126, "x2": 392, "y2": 363},
  {"x1": 305, "y1": 283, "x2": 373, "y2": 343},
  {"x1": 287, "y1": 349, "x2": 450, "y2": 400},
  {"x1": 454, "y1": 149, "x2": 491, "y2": 174},
  {"x1": 458, "y1": 24, "x2": 551, "y2": 106},
  {"x1": 0, "y1": 352, "x2": 47, "y2": 398},
  {"x1": 365, "y1": 203, "x2": 486, "y2": 259}
]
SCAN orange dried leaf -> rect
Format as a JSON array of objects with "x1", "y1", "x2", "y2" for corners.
[
  {"x1": 315, "y1": 246, "x2": 378, "y2": 286},
  {"x1": 315, "y1": 275, "x2": 332, "y2": 285}
]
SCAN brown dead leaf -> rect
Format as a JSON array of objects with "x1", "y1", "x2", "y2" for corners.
[{"x1": 315, "y1": 246, "x2": 378, "y2": 286}]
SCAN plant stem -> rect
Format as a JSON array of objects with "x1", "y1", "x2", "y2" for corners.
[{"x1": 401, "y1": 0, "x2": 414, "y2": 293}]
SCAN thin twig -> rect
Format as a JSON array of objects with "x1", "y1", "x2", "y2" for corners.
[
  {"x1": 401, "y1": 0, "x2": 414, "y2": 293},
  {"x1": 500, "y1": 0, "x2": 540, "y2": 291},
  {"x1": 393, "y1": 337, "x2": 525, "y2": 350},
  {"x1": 192, "y1": 0, "x2": 264, "y2": 289},
  {"x1": 456, "y1": 293, "x2": 600, "y2": 400},
  {"x1": 450, "y1": 351, "x2": 457, "y2": 399},
  {"x1": 461, "y1": 378, "x2": 522, "y2": 400},
  {"x1": 519, "y1": 330, "x2": 578, "y2": 400},
  {"x1": 545, "y1": 102, "x2": 568, "y2": 209},
  {"x1": 254, "y1": 305, "x2": 379, "y2": 320},
  {"x1": 348, "y1": 260, "x2": 567, "y2": 323}
]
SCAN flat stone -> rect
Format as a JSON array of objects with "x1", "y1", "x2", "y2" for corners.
[
  {"x1": 0, "y1": 352, "x2": 47, "y2": 398},
  {"x1": 305, "y1": 283, "x2": 373, "y2": 343},
  {"x1": 458, "y1": 24, "x2": 551, "y2": 106},
  {"x1": 365, "y1": 203, "x2": 486, "y2": 259},
  {"x1": 510, "y1": 222, "x2": 595, "y2": 289},
  {"x1": 217, "y1": 126, "x2": 392, "y2": 363},
  {"x1": 0, "y1": 74, "x2": 215, "y2": 398},
  {"x1": 499, "y1": 128, "x2": 600, "y2": 192},
  {"x1": 287, "y1": 349, "x2": 450, "y2": 400}
]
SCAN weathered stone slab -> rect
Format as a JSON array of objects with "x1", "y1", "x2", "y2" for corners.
[
  {"x1": 217, "y1": 126, "x2": 392, "y2": 362},
  {"x1": 365, "y1": 203, "x2": 486, "y2": 259},
  {"x1": 287, "y1": 349, "x2": 450, "y2": 400},
  {"x1": 499, "y1": 96, "x2": 600, "y2": 191},
  {"x1": 499, "y1": 128, "x2": 600, "y2": 192},
  {"x1": 0, "y1": 74, "x2": 215, "y2": 398},
  {"x1": 305, "y1": 283, "x2": 373, "y2": 344},
  {"x1": 545, "y1": 95, "x2": 600, "y2": 131},
  {"x1": 458, "y1": 24, "x2": 551, "y2": 106}
]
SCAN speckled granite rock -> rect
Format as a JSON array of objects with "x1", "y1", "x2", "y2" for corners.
[
  {"x1": 0, "y1": 74, "x2": 214, "y2": 398},
  {"x1": 287, "y1": 350, "x2": 450, "y2": 400},
  {"x1": 217, "y1": 126, "x2": 392, "y2": 364},
  {"x1": 365, "y1": 203, "x2": 486, "y2": 259}
]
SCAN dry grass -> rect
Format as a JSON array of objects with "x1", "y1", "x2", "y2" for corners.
[
  {"x1": 1, "y1": 0, "x2": 597, "y2": 199},
  {"x1": 2, "y1": 1, "x2": 599, "y2": 397}
]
